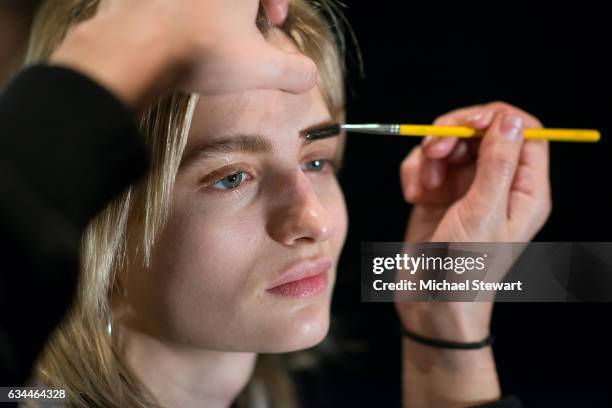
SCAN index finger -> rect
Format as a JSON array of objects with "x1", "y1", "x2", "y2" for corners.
[{"x1": 422, "y1": 105, "x2": 487, "y2": 159}]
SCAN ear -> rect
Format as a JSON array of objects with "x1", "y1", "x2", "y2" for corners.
[{"x1": 262, "y1": 0, "x2": 290, "y2": 27}]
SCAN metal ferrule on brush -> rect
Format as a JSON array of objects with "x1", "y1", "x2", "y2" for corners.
[{"x1": 341, "y1": 124, "x2": 400, "y2": 135}]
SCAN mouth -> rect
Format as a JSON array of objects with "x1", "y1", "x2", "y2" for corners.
[{"x1": 266, "y1": 257, "x2": 332, "y2": 298}]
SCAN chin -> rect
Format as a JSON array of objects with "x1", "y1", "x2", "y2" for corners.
[{"x1": 263, "y1": 300, "x2": 331, "y2": 353}]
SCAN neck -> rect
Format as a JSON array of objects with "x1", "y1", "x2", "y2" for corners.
[{"x1": 115, "y1": 319, "x2": 256, "y2": 408}]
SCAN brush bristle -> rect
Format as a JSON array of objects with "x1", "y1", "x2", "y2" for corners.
[{"x1": 305, "y1": 123, "x2": 341, "y2": 140}]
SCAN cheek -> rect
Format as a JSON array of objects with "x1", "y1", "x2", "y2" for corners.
[
  {"x1": 164, "y1": 205, "x2": 264, "y2": 297},
  {"x1": 139, "y1": 200, "x2": 264, "y2": 343}
]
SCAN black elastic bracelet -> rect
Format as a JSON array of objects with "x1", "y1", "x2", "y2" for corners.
[{"x1": 400, "y1": 326, "x2": 494, "y2": 350}]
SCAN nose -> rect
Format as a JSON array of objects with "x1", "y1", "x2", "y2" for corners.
[{"x1": 266, "y1": 170, "x2": 335, "y2": 246}]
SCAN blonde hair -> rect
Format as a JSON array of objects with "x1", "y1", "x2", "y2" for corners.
[{"x1": 25, "y1": 0, "x2": 346, "y2": 407}]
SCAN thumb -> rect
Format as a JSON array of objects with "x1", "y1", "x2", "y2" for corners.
[
  {"x1": 466, "y1": 112, "x2": 524, "y2": 212},
  {"x1": 246, "y1": 37, "x2": 318, "y2": 94}
]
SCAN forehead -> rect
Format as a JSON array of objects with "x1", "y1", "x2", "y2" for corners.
[
  {"x1": 187, "y1": 29, "x2": 331, "y2": 145},
  {"x1": 190, "y1": 86, "x2": 330, "y2": 140}
]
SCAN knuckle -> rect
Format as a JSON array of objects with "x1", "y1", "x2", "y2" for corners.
[
  {"x1": 513, "y1": 166, "x2": 535, "y2": 194},
  {"x1": 488, "y1": 100, "x2": 511, "y2": 110},
  {"x1": 489, "y1": 153, "x2": 517, "y2": 179},
  {"x1": 450, "y1": 104, "x2": 484, "y2": 117}
]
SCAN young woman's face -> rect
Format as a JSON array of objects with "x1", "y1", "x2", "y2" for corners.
[{"x1": 123, "y1": 32, "x2": 348, "y2": 353}]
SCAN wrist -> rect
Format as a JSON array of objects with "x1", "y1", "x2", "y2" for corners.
[
  {"x1": 401, "y1": 338, "x2": 501, "y2": 407},
  {"x1": 402, "y1": 335, "x2": 496, "y2": 372},
  {"x1": 398, "y1": 302, "x2": 492, "y2": 343},
  {"x1": 399, "y1": 303, "x2": 500, "y2": 406}
]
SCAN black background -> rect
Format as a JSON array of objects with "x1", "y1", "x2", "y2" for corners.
[{"x1": 308, "y1": 1, "x2": 612, "y2": 407}]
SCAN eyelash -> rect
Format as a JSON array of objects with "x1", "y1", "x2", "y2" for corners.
[{"x1": 203, "y1": 158, "x2": 336, "y2": 192}]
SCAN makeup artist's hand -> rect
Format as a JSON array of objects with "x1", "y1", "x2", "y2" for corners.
[
  {"x1": 395, "y1": 101, "x2": 551, "y2": 408},
  {"x1": 400, "y1": 101, "x2": 551, "y2": 243},
  {"x1": 51, "y1": 0, "x2": 316, "y2": 108}
]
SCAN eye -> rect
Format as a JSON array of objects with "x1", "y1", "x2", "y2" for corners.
[
  {"x1": 209, "y1": 171, "x2": 248, "y2": 190},
  {"x1": 302, "y1": 159, "x2": 328, "y2": 172}
]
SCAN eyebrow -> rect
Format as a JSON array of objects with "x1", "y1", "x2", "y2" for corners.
[
  {"x1": 302, "y1": 122, "x2": 342, "y2": 141},
  {"x1": 180, "y1": 134, "x2": 272, "y2": 170},
  {"x1": 301, "y1": 121, "x2": 342, "y2": 142},
  {"x1": 180, "y1": 120, "x2": 341, "y2": 170}
]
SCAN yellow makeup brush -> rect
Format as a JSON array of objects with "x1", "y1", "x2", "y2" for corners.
[{"x1": 305, "y1": 123, "x2": 601, "y2": 142}]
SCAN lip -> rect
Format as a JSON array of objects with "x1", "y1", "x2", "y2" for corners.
[{"x1": 266, "y1": 257, "x2": 332, "y2": 298}]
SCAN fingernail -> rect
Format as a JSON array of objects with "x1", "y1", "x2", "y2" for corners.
[
  {"x1": 424, "y1": 136, "x2": 446, "y2": 149},
  {"x1": 469, "y1": 111, "x2": 495, "y2": 129},
  {"x1": 466, "y1": 112, "x2": 484, "y2": 123},
  {"x1": 423, "y1": 135, "x2": 434, "y2": 146},
  {"x1": 501, "y1": 114, "x2": 523, "y2": 141},
  {"x1": 426, "y1": 138, "x2": 452, "y2": 157},
  {"x1": 436, "y1": 137, "x2": 452, "y2": 150}
]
